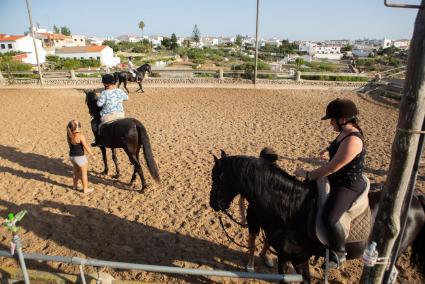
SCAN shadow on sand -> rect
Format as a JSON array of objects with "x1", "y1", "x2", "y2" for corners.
[
  {"x1": 0, "y1": 199, "x2": 259, "y2": 283},
  {"x1": 0, "y1": 145, "x2": 137, "y2": 192}
]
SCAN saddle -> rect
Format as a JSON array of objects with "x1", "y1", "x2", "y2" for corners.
[
  {"x1": 98, "y1": 113, "x2": 125, "y2": 135},
  {"x1": 315, "y1": 175, "x2": 371, "y2": 245}
]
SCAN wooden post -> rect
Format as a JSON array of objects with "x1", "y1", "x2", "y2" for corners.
[
  {"x1": 70, "y1": 70, "x2": 76, "y2": 80},
  {"x1": 296, "y1": 71, "x2": 301, "y2": 81},
  {"x1": 219, "y1": 68, "x2": 224, "y2": 80},
  {"x1": 360, "y1": 2, "x2": 425, "y2": 283},
  {"x1": 0, "y1": 70, "x2": 5, "y2": 85}
]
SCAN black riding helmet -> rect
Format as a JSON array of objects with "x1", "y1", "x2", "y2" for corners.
[
  {"x1": 321, "y1": 98, "x2": 358, "y2": 120},
  {"x1": 102, "y1": 73, "x2": 116, "y2": 85}
]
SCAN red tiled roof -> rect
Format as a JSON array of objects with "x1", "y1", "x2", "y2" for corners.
[
  {"x1": 56, "y1": 45, "x2": 107, "y2": 54},
  {"x1": 13, "y1": 53, "x2": 28, "y2": 60},
  {"x1": 0, "y1": 35, "x2": 26, "y2": 42},
  {"x1": 39, "y1": 32, "x2": 67, "y2": 40}
]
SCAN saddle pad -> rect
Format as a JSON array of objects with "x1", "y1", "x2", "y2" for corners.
[
  {"x1": 315, "y1": 175, "x2": 370, "y2": 246},
  {"x1": 346, "y1": 206, "x2": 371, "y2": 243}
]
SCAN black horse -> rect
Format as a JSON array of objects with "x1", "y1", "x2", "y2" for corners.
[
  {"x1": 84, "y1": 90, "x2": 160, "y2": 190},
  {"x1": 209, "y1": 151, "x2": 425, "y2": 283},
  {"x1": 113, "y1": 63, "x2": 151, "y2": 94}
]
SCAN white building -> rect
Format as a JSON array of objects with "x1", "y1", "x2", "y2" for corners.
[
  {"x1": 324, "y1": 39, "x2": 351, "y2": 46},
  {"x1": 392, "y1": 39, "x2": 410, "y2": 50},
  {"x1": 55, "y1": 45, "x2": 120, "y2": 67},
  {"x1": 116, "y1": 35, "x2": 142, "y2": 43},
  {"x1": 0, "y1": 34, "x2": 46, "y2": 65},
  {"x1": 314, "y1": 44, "x2": 343, "y2": 60}
]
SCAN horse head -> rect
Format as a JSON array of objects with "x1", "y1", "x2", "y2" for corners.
[
  {"x1": 137, "y1": 63, "x2": 151, "y2": 75},
  {"x1": 209, "y1": 150, "x2": 239, "y2": 212},
  {"x1": 84, "y1": 90, "x2": 102, "y2": 119}
]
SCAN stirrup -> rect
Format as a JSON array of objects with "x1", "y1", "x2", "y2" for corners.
[{"x1": 323, "y1": 250, "x2": 346, "y2": 270}]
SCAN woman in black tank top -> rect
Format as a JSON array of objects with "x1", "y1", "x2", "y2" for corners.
[{"x1": 295, "y1": 98, "x2": 366, "y2": 269}]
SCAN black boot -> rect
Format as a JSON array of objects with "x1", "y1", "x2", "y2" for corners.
[{"x1": 326, "y1": 221, "x2": 346, "y2": 269}]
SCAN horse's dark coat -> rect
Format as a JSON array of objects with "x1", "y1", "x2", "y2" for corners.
[
  {"x1": 114, "y1": 63, "x2": 151, "y2": 93},
  {"x1": 85, "y1": 90, "x2": 159, "y2": 190},
  {"x1": 210, "y1": 153, "x2": 425, "y2": 283}
]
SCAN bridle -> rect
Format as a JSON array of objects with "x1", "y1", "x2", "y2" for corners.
[{"x1": 216, "y1": 197, "x2": 250, "y2": 249}]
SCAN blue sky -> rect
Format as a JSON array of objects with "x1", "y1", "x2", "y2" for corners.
[{"x1": 0, "y1": 0, "x2": 418, "y2": 40}]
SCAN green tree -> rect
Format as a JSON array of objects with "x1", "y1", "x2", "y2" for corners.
[
  {"x1": 60, "y1": 26, "x2": 71, "y2": 36},
  {"x1": 103, "y1": 40, "x2": 119, "y2": 52},
  {"x1": 138, "y1": 20, "x2": 145, "y2": 37},
  {"x1": 161, "y1": 37, "x2": 172, "y2": 49},
  {"x1": 341, "y1": 44, "x2": 353, "y2": 52},
  {"x1": 192, "y1": 24, "x2": 201, "y2": 43},
  {"x1": 235, "y1": 34, "x2": 243, "y2": 50},
  {"x1": 170, "y1": 33, "x2": 178, "y2": 50},
  {"x1": 295, "y1": 57, "x2": 305, "y2": 67},
  {"x1": 53, "y1": 25, "x2": 60, "y2": 34}
]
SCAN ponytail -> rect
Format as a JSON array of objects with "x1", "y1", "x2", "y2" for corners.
[
  {"x1": 67, "y1": 120, "x2": 80, "y2": 145},
  {"x1": 348, "y1": 117, "x2": 364, "y2": 136}
]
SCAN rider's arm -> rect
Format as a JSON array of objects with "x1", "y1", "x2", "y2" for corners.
[
  {"x1": 96, "y1": 92, "x2": 106, "y2": 107},
  {"x1": 308, "y1": 136, "x2": 362, "y2": 180},
  {"x1": 120, "y1": 89, "x2": 129, "y2": 100}
]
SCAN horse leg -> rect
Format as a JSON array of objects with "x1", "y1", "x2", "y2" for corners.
[
  {"x1": 111, "y1": 148, "x2": 121, "y2": 179},
  {"x1": 124, "y1": 80, "x2": 130, "y2": 94},
  {"x1": 117, "y1": 79, "x2": 122, "y2": 89},
  {"x1": 123, "y1": 146, "x2": 147, "y2": 191},
  {"x1": 292, "y1": 261, "x2": 311, "y2": 284},
  {"x1": 136, "y1": 81, "x2": 143, "y2": 93},
  {"x1": 100, "y1": 146, "x2": 108, "y2": 175}
]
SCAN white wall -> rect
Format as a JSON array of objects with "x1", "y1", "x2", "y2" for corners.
[
  {"x1": 56, "y1": 47, "x2": 120, "y2": 67},
  {"x1": 0, "y1": 35, "x2": 46, "y2": 64}
]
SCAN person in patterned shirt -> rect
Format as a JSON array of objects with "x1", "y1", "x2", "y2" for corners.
[{"x1": 91, "y1": 74, "x2": 129, "y2": 146}]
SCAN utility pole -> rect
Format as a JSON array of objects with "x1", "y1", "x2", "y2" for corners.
[
  {"x1": 253, "y1": 0, "x2": 260, "y2": 85},
  {"x1": 25, "y1": 0, "x2": 44, "y2": 85},
  {"x1": 360, "y1": 1, "x2": 425, "y2": 283}
]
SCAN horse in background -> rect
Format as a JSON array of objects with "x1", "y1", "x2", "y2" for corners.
[
  {"x1": 209, "y1": 150, "x2": 425, "y2": 283},
  {"x1": 114, "y1": 63, "x2": 151, "y2": 93},
  {"x1": 84, "y1": 90, "x2": 160, "y2": 191}
]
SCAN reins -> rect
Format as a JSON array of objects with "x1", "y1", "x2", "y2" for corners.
[
  {"x1": 222, "y1": 209, "x2": 248, "y2": 228},
  {"x1": 218, "y1": 214, "x2": 250, "y2": 249}
]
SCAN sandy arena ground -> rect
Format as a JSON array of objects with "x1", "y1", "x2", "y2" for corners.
[{"x1": 0, "y1": 86, "x2": 423, "y2": 283}]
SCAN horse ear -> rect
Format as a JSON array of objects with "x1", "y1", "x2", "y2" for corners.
[
  {"x1": 220, "y1": 150, "x2": 227, "y2": 158},
  {"x1": 213, "y1": 154, "x2": 219, "y2": 163}
]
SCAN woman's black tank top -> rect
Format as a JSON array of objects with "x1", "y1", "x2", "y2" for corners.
[
  {"x1": 328, "y1": 132, "x2": 366, "y2": 189},
  {"x1": 69, "y1": 142, "x2": 84, "y2": 157}
]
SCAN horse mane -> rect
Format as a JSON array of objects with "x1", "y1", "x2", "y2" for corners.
[
  {"x1": 84, "y1": 90, "x2": 101, "y2": 118},
  {"x1": 137, "y1": 63, "x2": 151, "y2": 73},
  {"x1": 222, "y1": 155, "x2": 314, "y2": 223}
]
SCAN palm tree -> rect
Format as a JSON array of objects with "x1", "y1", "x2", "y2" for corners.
[{"x1": 138, "y1": 21, "x2": 145, "y2": 38}]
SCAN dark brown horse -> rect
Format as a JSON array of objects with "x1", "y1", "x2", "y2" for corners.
[
  {"x1": 209, "y1": 151, "x2": 425, "y2": 283},
  {"x1": 84, "y1": 90, "x2": 160, "y2": 191},
  {"x1": 114, "y1": 63, "x2": 151, "y2": 93}
]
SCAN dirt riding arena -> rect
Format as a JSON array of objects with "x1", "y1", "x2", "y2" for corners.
[{"x1": 0, "y1": 86, "x2": 423, "y2": 283}]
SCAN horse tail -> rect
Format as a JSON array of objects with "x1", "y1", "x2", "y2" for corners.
[
  {"x1": 137, "y1": 123, "x2": 160, "y2": 182},
  {"x1": 410, "y1": 194, "x2": 425, "y2": 276}
]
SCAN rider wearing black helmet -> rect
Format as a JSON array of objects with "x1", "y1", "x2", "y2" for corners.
[{"x1": 295, "y1": 98, "x2": 366, "y2": 269}]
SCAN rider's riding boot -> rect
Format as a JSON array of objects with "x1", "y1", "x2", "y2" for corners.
[{"x1": 326, "y1": 221, "x2": 346, "y2": 269}]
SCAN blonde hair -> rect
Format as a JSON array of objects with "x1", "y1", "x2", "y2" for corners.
[{"x1": 67, "y1": 120, "x2": 81, "y2": 145}]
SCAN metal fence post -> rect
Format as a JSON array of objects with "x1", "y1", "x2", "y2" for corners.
[{"x1": 13, "y1": 234, "x2": 30, "y2": 284}]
